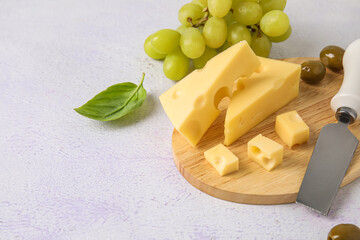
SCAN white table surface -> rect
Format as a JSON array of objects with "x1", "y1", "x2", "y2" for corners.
[{"x1": 1, "y1": 0, "x2": 360, "y2": 239}]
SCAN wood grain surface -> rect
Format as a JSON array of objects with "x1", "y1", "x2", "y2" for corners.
[{"x1": 172, "y1": 57, "x2": 360, "y2": 205}]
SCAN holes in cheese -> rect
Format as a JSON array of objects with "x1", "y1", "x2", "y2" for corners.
[
  {"x1": 214, "y1": 87, "x2": 230, "y2": 110},
  {"x1": 224, "y1": 57, "x2": 301, "y2": 146},
  {"x1": 218, "y1": 97, "x2": 231, "y2": 111},
  {"x1": 250, "y1": 146, "x2": 262, "y2": 155},
  {"x1": 214, "y1": 156, "x2": 224, "y2": 166},
  {"x1": 250, "y1": 146, "x2": 275, "y2": 169},
  {"x1": 254, "y1": 64, "x2": 267, "y2": 73},
  {"x1": 248, "y1": 134, "x2": 283, "y2": 171},
  {"x1": 262, "y1": 156, "x2": 276, "y2": 170},
  {"x1": 159, "y1": 41, "x2": 260, "y2": 147},
  {"x1": 275, "y1": 110, "x2": 309, "y2": 148},
  {"x1": 233, "y1": 80, "x2": 245, "y2": 94},
  {"x1": 172, "y1": 90, "x2": 181, "y2": 99},
  {"x1": 194, "y1": 95, "x2": 206, "y2": 109},
  {"x1": 204, "y1": 144, "x2": 239, "y2": 176}
]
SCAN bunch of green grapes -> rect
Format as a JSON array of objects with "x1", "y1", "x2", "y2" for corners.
[{"x1": 144, "y1": 0, "x2": 291, "y2": 81}]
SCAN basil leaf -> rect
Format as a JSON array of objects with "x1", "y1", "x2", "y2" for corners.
[{"x1": 75, "y1": 73, "x2": 147, "y2": 121}]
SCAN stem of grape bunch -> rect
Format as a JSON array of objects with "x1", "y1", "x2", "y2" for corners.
[{"x1": 188, "y1": 8, "x2": 209, "y2": 28}]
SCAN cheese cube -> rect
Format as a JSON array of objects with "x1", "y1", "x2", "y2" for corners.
[
  {"x1": 224, "y1": 57, "x2": 300, "y2": 145},
  {"x1": 248, "y1": 134, "x2": 283, "y2": 171},
  {"x1": 204, "y1": 144, "x2": 239, "y2": 176},
  {"x1": 275, "y1": 111, "x2": 309, "y2": 148},
  {"x1": 159, "y1": 41, "x2": 260, "y2": 147}
]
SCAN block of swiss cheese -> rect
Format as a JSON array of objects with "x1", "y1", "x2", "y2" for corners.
[
  {"x1": 224, "y1": 57, "x2": 301, "y2": 145},
  {"x1": 159, "y1": 41, "x2": 260, "y2": 147}
]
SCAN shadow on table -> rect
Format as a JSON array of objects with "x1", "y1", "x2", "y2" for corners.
[
  {"x1": 301, "y1": 177, "x2": 360, "y2": 219},
  {"x1": 327, "y1": 177, "x2": 360, "y2": 218}
]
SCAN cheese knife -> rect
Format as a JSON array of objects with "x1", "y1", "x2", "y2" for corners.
[{"x1": 296, "y1": 39, "x2": 360, "y2": 215}]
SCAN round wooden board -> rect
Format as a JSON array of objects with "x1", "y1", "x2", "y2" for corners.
[{"x1": 172, "y1": 57, "x2": 360, "y2": 205}]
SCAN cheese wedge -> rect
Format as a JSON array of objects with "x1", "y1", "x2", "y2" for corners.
[
  {"x1": 248, "y1": 134, "x2": 283, "y2": 171},
  {"x1": 204, "y1": 143, "x2": 239, "y2": 176},
  {"x1": 275, "y1": 110, "x2": 309, "y2": 148},
  {"x1": 224, "y1": 57, "x2": 301, "y2": 145},
  {"x1": 159, "y1": 41, "x2": 260, "y2": 147}
]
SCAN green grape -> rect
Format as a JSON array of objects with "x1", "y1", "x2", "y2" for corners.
[
  {"x1": 144, "y1": 34, "x2": 166, "y2": 60},
  {"x1": 221, "y1": 41, "x2": 231, "y2": 52},
  {"x1": 203, "y1": 17, "x2": 227, "y2": 48},
  {"x1": 251, "y1": 33, "x2": 272, "y2": 57},
  {"x1": 260, "y1": 10, "x2": 289, "y2": 37},
  {"x1": 232, "y1": 0, "x2": 259, "y2": 9},
  {"x1": 259, "y1": 0, "x2": 286, "y2": 13},
  {"x1": 217, "y1": 41, "x2": 231, "y2": 53},
  {"x1": 227, "y1": 23, "x2": 252, "y2": 46},
  {"x1": 224, "y1": 12, "x2": 236, "y2": 25},
  {"x1": 178, "y1": 3, "x2": 204, "y2": 27},
  {"x1": 176, "y1": 25, "x2": 189, "y2": 35},
  {"x1": 268, "y1": 25, "x2": 291, "y2": 42},
  {"x1": 208, "y1": 0, "x2": 232, "y2": 18},
  {"x1": 180, "y1": 27, "x2": 205, "y2": 59},
  {"x1": 193, "y1": 47, "x2": 218, "y2": 69},
  {"x1": 151, "y1": 29, "x2": 180, "y2": 54},
  {"x1": 192, "y1": 0, "x2": 207, "y2": 9},
  {"x1": 163, "y1": 48, "x2": 190, "y2": 81},
  {"x1": 233, "y1": 2, "x2": 263, "y2": 25}
]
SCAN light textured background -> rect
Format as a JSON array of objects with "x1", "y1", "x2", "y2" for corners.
[{"x1": 1, "y1": 0, "x2": 360, "y2": 239}]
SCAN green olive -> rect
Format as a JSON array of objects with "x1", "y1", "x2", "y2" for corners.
[
  {"x1": 328, "y1": 224, "x2": 360, "y2": 240},
  {"x1": 320, "y1": 45, "x2": 345, "y2": 71},
  {"x1": 301, "y1": 60, "x2": 326, "y2": 84}
]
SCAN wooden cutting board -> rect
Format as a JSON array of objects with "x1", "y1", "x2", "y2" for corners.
[{"x1": 172, "y1": 57, "x2": 360, "y2": 205}]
